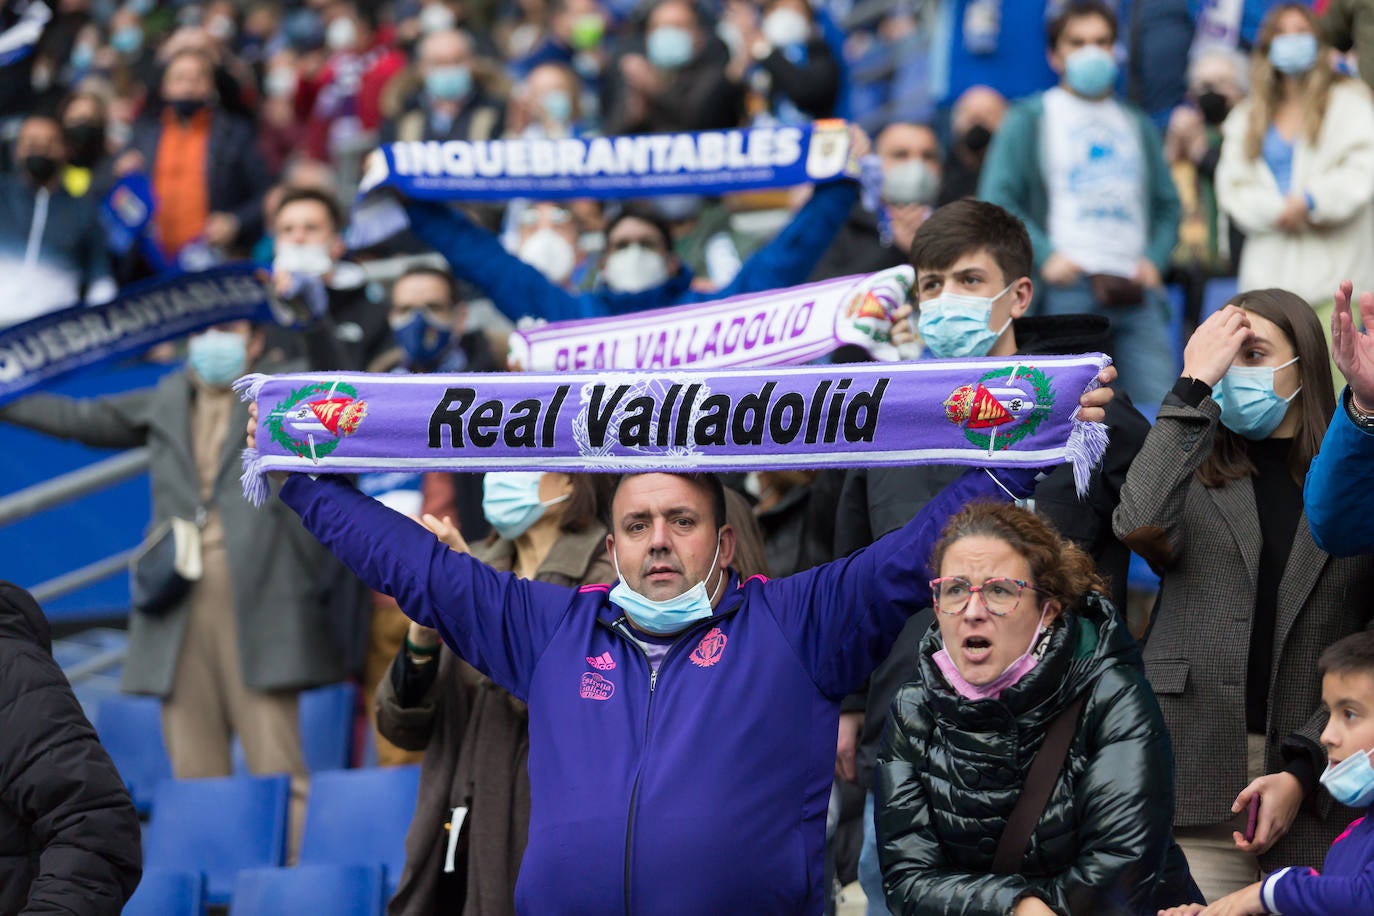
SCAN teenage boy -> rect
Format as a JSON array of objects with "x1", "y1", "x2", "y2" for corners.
[
  {"x1": 837, "y1": 198, "x2": 1151, "y2": 911},
  {"x1": 1160, "y1": 629, "x2": 1374, "y2": 915}
]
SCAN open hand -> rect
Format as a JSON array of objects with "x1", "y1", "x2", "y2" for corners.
[
  {"x1": 1157, "y1": 906, "x2": 1206, "y2": 916},
  {"x1": 1182, "y1": 305, "x2": 1250, "y2": 387},
  {"x1": 420, "y1": 513, "x2": 471, "y2": 554},
  {"x1": 1333, "y1": 280, "x2": 1374, "y2": 410}
]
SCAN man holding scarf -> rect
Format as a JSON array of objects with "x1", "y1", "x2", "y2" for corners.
[{"x1": 247, "y1": 363, "x2": 1116, "y2": 913}]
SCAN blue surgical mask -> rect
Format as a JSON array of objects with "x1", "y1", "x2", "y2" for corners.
[
  {"x1": 1064, "y1": 45, "x2": 1118, "y2": 98},
  {"x1": 1270, "y1": 32, "x2": 1318, "y2": 75},
  {"x1": 1212, "y1": 357, "x2": 1301, "y2": 440},
  {"x1": 188, "y1": 329, "x2": 248, "y2": 387},
  {"x1": 71, "y1": 43, "x2": 95, "y2": 71},
  {"x1": 425, "y1": 65, "x2": 472, "y2": 101},
  {"x1": 1321, "y1": 748, "x2": 1374, "y2": 808},
  {"x1": 112, "y1": 26, "x2": 144, "y2": 55},
  {"x1": 482, "y1": 471, "x2": 568, "y2": 540},
  {"x1": 610, "y1": 535, "x2": 725, "y2": 635},
  {"x1": 916, "y1": 283, "x2": 1015, "y2": 359},
  {"x1": 646, "y1": 26, "x2": 694, "y2": 69},
  {"x1": 390, "y1": 311, "x2": 453, "y2": 366},
  {"x1": 541, "y1": 89, "x2": 573, "y2": 125}
]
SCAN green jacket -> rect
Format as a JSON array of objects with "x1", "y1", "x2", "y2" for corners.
[
  {"x1": 876, "y1": 595, "x2": 1196, "y2": 916},
  {"x1": 977, "y1": 92, "x2": 1180, "y2": 276}
]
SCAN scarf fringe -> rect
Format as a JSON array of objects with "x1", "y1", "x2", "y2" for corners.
[
  {"x1": 1066, "y1": 416, "x2": 1110, "y2": 498},
  {"x1": 240, "y1": 447, "x2": 268, "y2": 508},
  {"x1": 234, "y1": 373, "x2": 271, "y2": 506},
  {"x1": 232, "y1": 372, "x2": 269, "y2": 402}
]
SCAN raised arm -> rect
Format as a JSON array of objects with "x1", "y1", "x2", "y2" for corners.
[
  {"x1": 0, "y1": 388, "x2": 153, "y2": 449},
  {"x1": 404, "y1": 200, "x2": 590, "y2": 324},
  {"x1": 1307, "y1": 281, "x2": 1374, "y2": 555},
  {"x1": 278, "y1": 474, "x2": 574, "y2": 699},
  {"x1": 1113, "y1": 306, "x2": 1250, "y2": 569},
  {"x1": 720, "y1": 179, "x2": 859, "y2": 298}
]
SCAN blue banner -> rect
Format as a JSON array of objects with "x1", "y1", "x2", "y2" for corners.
[
  {"x1": 359, "y1": 120, "x2": 860, "y2": 202},
  {"x1": 0, "y1": 263, "x2": 271, "y2": 407}
]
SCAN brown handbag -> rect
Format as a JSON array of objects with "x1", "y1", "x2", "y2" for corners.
[
  {"x1": 991, "y1": 695, "x2": 1087, "y2": 875},
  {"x1": 1088, "y1": 273, "x2": 1146, "y2": 308}
]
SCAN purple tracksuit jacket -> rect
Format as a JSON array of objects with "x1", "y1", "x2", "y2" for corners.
[
  {"x1": 280, "y1": 468, "x2": 1026, "y2": 915},
  {"x1": 1262, "y1": 810, "x2": 1374, "y2": 914}
]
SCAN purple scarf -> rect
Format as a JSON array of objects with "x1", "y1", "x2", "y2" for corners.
[{"x1": 236, "y1": 355, "x2": 1111, "y2": 507}]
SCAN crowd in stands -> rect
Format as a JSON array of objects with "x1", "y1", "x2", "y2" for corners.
[{"x1": 12, "y1": 0, "x2": 1374, "y2": 914}]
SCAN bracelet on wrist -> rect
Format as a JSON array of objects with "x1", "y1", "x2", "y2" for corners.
[{"x1": 405, "y1": 637, "x2": 440, "y2": 658}]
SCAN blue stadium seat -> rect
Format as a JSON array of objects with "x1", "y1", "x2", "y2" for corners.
[
  {"x1": 122, "y1": 868, "x2": 203, "y2": 916},
  {"x1": 95, "y1": 694, "x2": 171, "y2": 816},
  {"x1": 298, "y1": 765, "x2": 421, "y2": 896},
  {"x1": 233, "y1": 681, "x2": 357, "y2": 775},
  {"x1": 229, "y1": 864, "x2": 385, "y2": 916},
  {"x1": 1201, "y1": 276, "x2": 1240, "y2": 321},
  {"x1": 144, "y1": 774, "x2": 290, "y2": 906}
]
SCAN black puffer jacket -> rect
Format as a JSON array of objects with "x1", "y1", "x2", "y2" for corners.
[
  {"x1": 876, "y1": 595, "x2": 1196, "y2": 916},
  {"x1": 0, "y1": 582, "x2": 142, "y2": 914}
]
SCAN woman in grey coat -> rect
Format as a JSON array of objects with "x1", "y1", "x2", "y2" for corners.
[{"x1": 1113, "y1": 289, "x2": 1374, "y2": 901}]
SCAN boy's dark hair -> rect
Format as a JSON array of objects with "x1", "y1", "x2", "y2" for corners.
[
  {"x1": 1319, "y1": 631, "x2": 1374, "y2": 679},
  {"x1": 395, "y1": 264, "x2": 460, "y2": 305},
  {"x1": 1047, "y1": 0, "x2": 1118, "y2": 50},
  {"x1": 605, "y1": 472, "x2": 728, "y2": 531},
  {"x1": 908, "y1": 199, "x2": 1033, "y2": 288},
  {"x1": 274, "y1": 187, "x2": 343, "y2": 233},
  {"x1": 607, "y1": 205, "x2": 675, "y2": 253}
]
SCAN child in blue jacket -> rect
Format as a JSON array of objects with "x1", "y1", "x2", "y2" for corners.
[{"x1": 1160, "y1": 629, "x2": 1374, "y2": 916}]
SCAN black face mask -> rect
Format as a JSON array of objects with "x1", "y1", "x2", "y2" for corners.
[
  {"x1": 962, "y1": 123, "x2": 993, "y2": 153},
  {"x1": 22, "y1": 154, "x2": 58, "y2": 186},
  {"x1": 63, "y1": 122, "x2": 106, "y2": 168},
  {"x1": 168, "y1": 98, "x2": 207, "y2": 121},
  {"x1": 1196, "y1": 90, "x2": 1230, "y2": 126}
]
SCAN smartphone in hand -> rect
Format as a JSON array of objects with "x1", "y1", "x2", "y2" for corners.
[{"x1": 1244, "y1": 795, "x2": 1262, "y2": 842}]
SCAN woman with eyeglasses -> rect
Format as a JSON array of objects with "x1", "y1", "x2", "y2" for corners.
[
  {"x1": 875, "y1": 502, "x2": 1200, "y2": 916},
  {"x1": 1113, "y1": 288, "x2": 1374, "y2": 902}
]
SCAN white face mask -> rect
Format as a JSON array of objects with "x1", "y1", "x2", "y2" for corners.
[
  {"x1": 419, "y1": 3, "x2": 457, "y2": 34},
  {"x1": 517, "y1": 227, "x2": 577, "y2": 285},
  {"x1": 602, "y1": 244, "x2": 669, "y2": 294},
  {"x1": 883, "y1": 159, "x2": 940, "y2": 206},
  {"x1": 274, "y1": 241, "x2": 334, "y2": 278},
  {"x1": 326, "y1": 17, "x2": 357, "y2": 51},
  {"x1": 762, "y1": 8, "x2": 810, "y2": 48}
]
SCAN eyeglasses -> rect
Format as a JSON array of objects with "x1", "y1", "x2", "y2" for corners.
[{"x1": 928, "y1": 576, "x2": 1042, "y2": 617}]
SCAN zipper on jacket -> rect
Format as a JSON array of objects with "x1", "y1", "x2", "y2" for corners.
[
  {"x1": 600, "y1": 606, "x2": 741, "y2": 916},
  {"x1": 618, "y1": 626, "x2": 656, "y2": 916}
]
